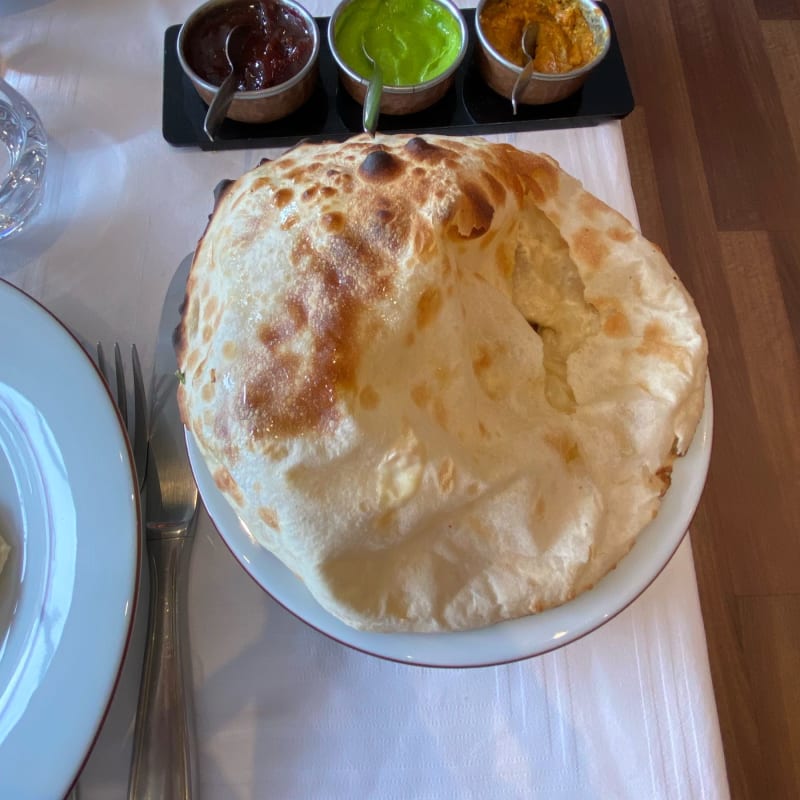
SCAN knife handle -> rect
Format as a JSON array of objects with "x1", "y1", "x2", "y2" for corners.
[{"x1": 129, "y1": 524, "x2": 197, "y2": 800}]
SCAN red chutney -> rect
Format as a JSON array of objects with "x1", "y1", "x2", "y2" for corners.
[{"x1": 184, "y1": 1, "x2": 313, "y2": 91}]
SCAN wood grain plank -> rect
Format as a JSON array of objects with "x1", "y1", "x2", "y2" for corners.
[
  {"x1": 762, "y1": 21, "x2": 800, "y2": 161},
  {"x1": 607, "y1": 0, "x2": 726, "y2": 296},
  {"x1": 769, "y1": 230, "x2": 800, "y2": 355},
  {"x1": 669, "y1": 0, "x2": 800, "y2": 231},
  {"x1": 718, "y1": 231, "x2": 800, "y2": 593},
  {"x1": 689, "y1": 505, "x2": 764, "y2": 800},
  {"x1": 754, "y1": 0, "x2": 800, "y2": 19},
  {"x1": 620, "y1": 107, "x2": 671, "y2": 258},
  {"x1": 737, "y1": 595, "x2": 800, "y2": 799}
]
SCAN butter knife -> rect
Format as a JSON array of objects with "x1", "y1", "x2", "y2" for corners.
[{"x1": 129, "y1": 253, "x2": 198, "y2": 800}]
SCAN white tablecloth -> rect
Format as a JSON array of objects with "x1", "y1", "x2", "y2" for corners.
[{"x1": 1, "y1": 1, "x2": 730, "y2": 798}]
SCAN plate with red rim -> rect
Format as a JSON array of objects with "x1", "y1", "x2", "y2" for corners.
[
  {"x1": 0, "y1": 280, "x2": 140, "y2": 798},
  {"x1": 188, "y1": 378, "x2": 712, "y2": 668}
]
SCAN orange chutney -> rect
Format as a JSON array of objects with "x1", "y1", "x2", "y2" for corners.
[{"x1": 479, "y1": 0, "x2": 598, "y2": 73}]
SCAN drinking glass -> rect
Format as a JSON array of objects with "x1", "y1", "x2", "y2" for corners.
[{"x1": 0, "y1": 78, "x2": 47, "y2": 240}]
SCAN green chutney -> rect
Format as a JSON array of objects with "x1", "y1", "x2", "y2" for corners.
[{"x1": 334, "y1": 0, "x2": 462, "y2": 86}]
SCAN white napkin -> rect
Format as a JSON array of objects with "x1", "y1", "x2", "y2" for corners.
[{"x1": 79, "y1": 520, "x2": 728, "y2": 800}]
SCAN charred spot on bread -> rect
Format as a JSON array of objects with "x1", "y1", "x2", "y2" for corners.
[
  {"x1": 358, "y1": 148, "x2": 404, "y2": 182},
  {"x1": 405, "y1": 136, "x2": 451, "y2": 162},
  {"x1": 461, "y1": 182, "x2": 494, "y2": 238}
]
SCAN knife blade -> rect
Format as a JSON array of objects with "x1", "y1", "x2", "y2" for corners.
[{"x1": 128, "y1": 252, "x2": 198, "y2": 800}]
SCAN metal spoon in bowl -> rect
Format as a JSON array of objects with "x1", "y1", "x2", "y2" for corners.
[
  {"x1": 511, "y1": 22, "x2": 540, "y2": 115},
  {"x1": 361, "y1": 36, "x2": 382, "y2": 137},
  {"x1": 203, "y1": 25, "x2": 250, "y2": 141}
]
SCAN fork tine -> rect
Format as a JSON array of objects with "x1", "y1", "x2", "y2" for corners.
[
  {"x1": 131, "y1": 344, "x2": 148, "y2": 490},
  {"x1": 97, "y1": 341, "x2": 108, "y2": 386},
  {"x1": 96, "y1": 341, "x2": 148, "y2": 492},
  {"x1": 113, "y1": 342, "x2": 128, "y2": 428}
]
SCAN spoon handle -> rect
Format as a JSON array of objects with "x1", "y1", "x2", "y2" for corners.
[
  {"x1": 511, "y1": 60, "x2": 536, "y2": 116},
  {"x1": 362, "y1": 64, "x2": 382, "y2": 137},
  {"x1": 361, "y1": 36, "x2": 382, "y2": 137},
  {"x1": 512, "y1": 22, "x2": 540, "y2": 115},
  {"x1": 203, "y1": 72, "x2": 238, "y2": 141}
]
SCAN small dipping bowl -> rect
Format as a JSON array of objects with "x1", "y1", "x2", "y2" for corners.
[
  {"x1": 177, "y1": 0, "x2": 320, "y2": 125},
  {"x1": 475, "y1": 0, "x2": 610, "y2": 107},
  {"x1": 328, "y1": 0, "x2": 468, "y2": 116}
]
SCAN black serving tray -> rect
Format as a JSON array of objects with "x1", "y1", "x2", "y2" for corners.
[{"x1": 162, "y1": 5, "x2": 634, "y2": 151}]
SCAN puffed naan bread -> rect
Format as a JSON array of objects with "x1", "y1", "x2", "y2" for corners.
[{"x1": 177, "y1": 134, "x2": 707, "y2": 632}]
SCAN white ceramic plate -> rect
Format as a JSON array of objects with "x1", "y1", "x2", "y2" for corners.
[
  {"x1": 0, "y1": 280, "x2": 140, "y2": 799},
  {"x1": 189, "y1": 380, "x2": 712, "y2": 668}
]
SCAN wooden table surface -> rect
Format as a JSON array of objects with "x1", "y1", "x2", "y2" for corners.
[{"x1": 609, "y1": 1, "x2": 800, "y2": 797}]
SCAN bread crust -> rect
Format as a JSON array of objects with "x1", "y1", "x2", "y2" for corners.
[{"x1": 177, "y1": 134, "x2": 708, "y2": 632}]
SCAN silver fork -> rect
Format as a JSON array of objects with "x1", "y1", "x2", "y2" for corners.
[
  {"x1": 97, "y1": 332, "x2": 199, "y2": 800},
  {"x1": 97, "y1": 342, "x2": 148, "y2": 492},
  {"x1": 65, "y1": 344, "x2": 147, "y2": 800}
]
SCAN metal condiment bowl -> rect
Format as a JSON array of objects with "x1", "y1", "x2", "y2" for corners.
[
  {"x1": 177, "y1": 0, "x2": 320, "y2": 125},
  {"x1": 327, "y1": 0, "x2": 468, "y2": 117},
  {"x1": 475, "y1": 0, "x2": 611, "y2": 107}
]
